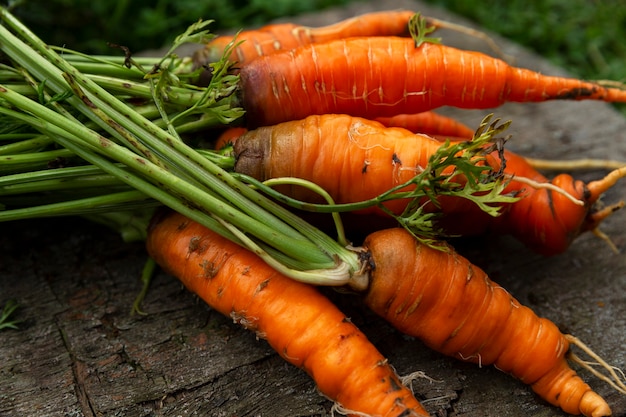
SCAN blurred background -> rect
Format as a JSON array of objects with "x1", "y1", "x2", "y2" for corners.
[{"x1": 4, "y1": 0, "x2": 625, "y2": 115}]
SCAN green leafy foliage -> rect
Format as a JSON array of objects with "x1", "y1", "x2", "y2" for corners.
[{"x1": 0, "y1": 299, "x2": 21, "y2": 330}]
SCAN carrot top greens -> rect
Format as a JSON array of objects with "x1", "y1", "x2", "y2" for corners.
[{"x1": 0, "y1": 7, "x2": 514, "y2": 289}]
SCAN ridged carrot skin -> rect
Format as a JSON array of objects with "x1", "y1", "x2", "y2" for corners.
[
  {"x1": 363, "y1": 227, "x2": 612, "y2": 417},
  {"x1": 238, "y1": 37, "x2": 626, "y2": 128},
  {"x1": 146, "y1": 210, "x2": 430, "y2": 417},
  {"x1": 196, "y1": 10, "x2": 416, "y2": 66}
]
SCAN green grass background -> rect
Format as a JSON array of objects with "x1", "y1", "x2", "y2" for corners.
[{"x1": 6, "y1": 0, "x2": 625, "y2": 113}]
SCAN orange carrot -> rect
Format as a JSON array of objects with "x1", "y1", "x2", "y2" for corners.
[
  {"x1": 439, "y1": 148, "x2": 626, "y2": 255},
  {"x1": 214, "y1": 126, "x2": 248, "y2": 150},
  {"x1": 237, "y1": 37, "x2": 626, "y2": 128},
  {"x1": 234, "y1": 114, "x2": 447, "y2": 215},
  {"x1": 195, "y1": 10, "x2": 417, "y2": 66},
  {"x1": 233, "y1": 114, "x2": 624, "y2": 255},
  {"x1": 375, "y1": 111, "x2": 475, "y2": 139},
  {"x1": 145, "y1": 209, "x2": 429, "y2": 417},
  {"x1": 212, "y1": 111, "x2": 473, "y2": 150},
  {"x1": 361, "y1": 227, "x2": 614, "y2": 417}
]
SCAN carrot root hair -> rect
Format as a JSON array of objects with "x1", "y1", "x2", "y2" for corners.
[
  {"x1": 565, "y1": 334, "x2": 626, "y2": 396},
  {"x1": 508, "y1": 174, "x2": 585, "y2": 206},
  {"x1": 525, "y1": 157, "x2": 626, "y2": 172}
]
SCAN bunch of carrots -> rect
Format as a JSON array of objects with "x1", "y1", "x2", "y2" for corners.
[{"x1": 1, "y1": 6, "x2": 626, "y2": 417}]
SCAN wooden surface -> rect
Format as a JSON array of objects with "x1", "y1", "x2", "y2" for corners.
[{"x1": 1, "y1": 1, "x2": 625, "y2": 416}]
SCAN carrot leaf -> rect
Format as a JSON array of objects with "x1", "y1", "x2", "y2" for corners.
[
  {"x1": 0, "y1": 299, "x2": 21, "y2": 331},
  {"x1": 409, "y1": 12, "x2": 442, "y2": 47}
]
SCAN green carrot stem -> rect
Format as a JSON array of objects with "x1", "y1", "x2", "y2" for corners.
[
  {"x1": 0, "y1": 135, "x2": 54, "y2": 155},
  {"x1": 0, "y1": 189, "x2": 152, "y2": 221},
  {"x1": 0, "y1": 86, "x2": 344, "y2": 273},
  {"x1": 0, "y1": 12, "x2": 360, "y2": 273}
]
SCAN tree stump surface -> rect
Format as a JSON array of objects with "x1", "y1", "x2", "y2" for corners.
[{"x1": 1, "y1": 1, "x2": 625, "y2": 416}]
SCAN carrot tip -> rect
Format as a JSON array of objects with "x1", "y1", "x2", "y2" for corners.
[
  {"x1": 587, "y1": 166, "x2": 626, "y2": 199},
  {"x1": 579, "y1": 391, "x2": 612, "y2": 417}
]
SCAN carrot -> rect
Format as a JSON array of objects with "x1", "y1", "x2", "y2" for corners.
[
  {"x1": 361, "y1": 227, "x2": 615, "y2": 417},
  {"x1": 236, "y1": 37, "x2": 626, "y2": 128},
  {"x1": 441, "y1": 148, "x2": 626, "y2": 255},
  {"x1": 213, "y1": 111, "x2": 474, "y2": 150},
  {"x1": 235, "y1": 115, "x2": 626, "y2": 255},
  {"x1": 195, "y1": 10, "x2": 417, "y2": 67},
  {"x1": 233, "y1": 114, "x2": 448, "y2": 215},
  {"x1": 145, "y1": 209, "x2": 430, "y2": 417},
  {"x1": 375, "y1": 111, "x2": 475, "y2": 139},
  {"x1": 233, "y1": 114, "x2": 625, "y2": 255}
]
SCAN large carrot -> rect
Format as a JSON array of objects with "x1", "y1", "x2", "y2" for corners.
[
  {"x1": 145, "y1": 209, "x2": 429, "y2": 417},
  {"x1": 233, "y1": 114, "x2": 625, "y2": 255},
  {"x1": 236, "y1": 37, "x2": 626, "y2": 128},
  {"x1": 361, "y1": 227, "x2": 616, "y2": 417},
  {"x1": 195, "y1": 10, "x2": 416, "y2": 67}
]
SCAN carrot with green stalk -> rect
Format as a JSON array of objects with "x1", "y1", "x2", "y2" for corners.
[
  {"x1": 0, "y1": 7, "x2": 623, "y2": 416},
  {"x1": 357, "y1": 227, "x2": 625, "y2": 417},
  {"x1": 146, "y1": 209, "x2": 430, "y2": 417},
  {"x1": 230, "y1": 114, "x2": 625, "y2": 255}
]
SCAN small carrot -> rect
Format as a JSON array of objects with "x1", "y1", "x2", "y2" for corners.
[
  {"x1": 195, "y1": 10, "x2": 417, "y2": 67},
  {"x1": 375, "y1": 111, "x2": 475, "y2": 139},
  {"x1": 441, "y1": 148, "x2": 626, "y2": 255},
  {"x1": 145, "y1": 209, "x2": 430, "y2": 417},
  {"x1": 236, "y1": 37, "x2": 626, "y2": 128},
  {"x1": 362, "y1": 227, "x2": 616, "y2": 417}
]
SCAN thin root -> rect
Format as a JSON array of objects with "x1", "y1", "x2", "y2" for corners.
[
  {"x1": 508, "y1": 175, "x2": 585, "y2": 206},
  {"x1": 401, "y1": 369, "x2": 443, "y2": 388},
  {"x1": 525, "y1": 157, "x2": 626, "y2": 172},
  {"x1": 592, "y1": 227, "x2": 621, "y2": 254},
  {"x1": 594, "y1": 79, "x2": 626, "y2": 90},
  {"x1": 565, "y1": 334, "x2": 626, "y2": 395},
  {"x1": 586, "y1": 201, "x2": 625, "y2": 242},
  {"x1": 330, "y1": 402, "x2": 373, "y2": 417}
]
